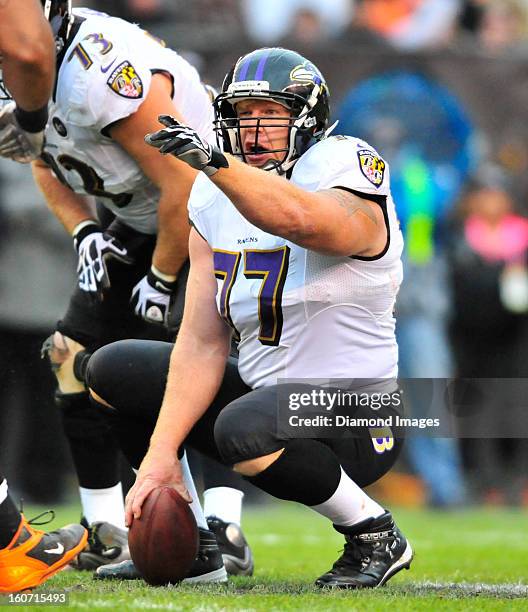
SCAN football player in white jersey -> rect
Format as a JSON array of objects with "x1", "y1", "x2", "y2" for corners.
[
  {"x1": 0, "y1": 0, "x2": 88, "y2": 593},
  {"x1": 0, "y1": 1, "x2": 252, "y2": 580},
  {"x1": 87, "y1": 47, "x2": 413, "y2": 588}
]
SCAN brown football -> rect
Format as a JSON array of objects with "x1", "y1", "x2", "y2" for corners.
[{"x1": 128, "y1": 486, "x2": 199, "y2": 585}]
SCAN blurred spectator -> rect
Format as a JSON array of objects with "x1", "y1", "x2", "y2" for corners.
[
  {"x1": 337, "y1": 71, "x2": 479, "y2": 507},
  {"x1": 83, "y1": 0, "x2": 248, "y2": 51},
  {"x1": 77, "y1": 0, "x2": 170, "y2": 22},
  {"x1": 448, "y1": 167, "x2": 528, "y2": 504},
  {"x1": 458, "y1": 0, "x2": 485, "y2": 35},
  {"x1": 109, "y1": 0, "x2": 169, "y2": 24},
  {"x1": 241, "y1": 0, "x2": 353, "y2": 44},
  {"x1": 476, "y1": 0, "x2": 528, "y2": 55},
  {"x1": 337, "y1": 4, "x2": 391, "y2": 48},
  {"x1": 280, "y1": 8, "x2": 328, "y2": 47},
  {"x1": 357, "y1": 0, "x2": 461, "y2": 50},
  {"x1": 0, "y1": 161, "x2": 77, "y2": 503},
  {"x1": 337, "y1": 71, "x2": 475, "y2": 507}
]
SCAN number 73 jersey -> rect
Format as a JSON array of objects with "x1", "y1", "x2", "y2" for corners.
[
  {"x1": 188, "y1": 136, "x2": 404, "y2": 389},
  {"x1": 43, "y1": 9, "x2": 213, "y2": 235}
]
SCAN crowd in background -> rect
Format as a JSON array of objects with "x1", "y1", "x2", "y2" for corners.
[
  {"x1": 1, "y1": 0, "x2": 527, "y2": 508},
  {"x1": 75, "y1": 0, "x2": 528, "y2": 56}
]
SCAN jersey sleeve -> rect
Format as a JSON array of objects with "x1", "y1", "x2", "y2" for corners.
[
  {"x1": 299, "y1": 136, "x2": 391, "y2": 197},
  {"x1": 187, "y1": 174, "x2": 215, "y2": 243},
  {"x1": 64, "y1": 25, "x2": 152, "y2": 132}
]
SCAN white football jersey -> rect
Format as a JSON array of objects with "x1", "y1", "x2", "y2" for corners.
[
  {"x1": 43, "y1": 8, "x2": 214, "y2": 234},
  {"x1": 188, "y1": 136, "x2": 404, "y2": 388}
]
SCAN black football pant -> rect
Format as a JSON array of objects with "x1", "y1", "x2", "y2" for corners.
[
  {"x1": 52, "y1": 218, "x2": 187, "y2": 493},
  {"x1": 86, "y1": 339, "x2": 403, "y2": 503}
]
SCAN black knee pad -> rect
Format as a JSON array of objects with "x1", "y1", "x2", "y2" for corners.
[
  {"x1": 246, "y1": 439, "x2": 341, "y2": 506},
  {"x1": 55, "y1": 391, "x2": 113, "y2": 440},
  {"x1": 86, "y1": 340, "x2": 175, "y2": 427},
  {"x1": 84, "y1": 344, "x2": 117, "y2": 404},
  {"x1": 73, "y1": 349, "x2": 92, "y2": 383}
]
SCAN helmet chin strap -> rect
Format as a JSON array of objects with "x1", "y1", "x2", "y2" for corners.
[
  {"x1": 276, "y1": 82, "x2": 322, "y2": 175},
  {"x1": 324, "y1": 120, "x2": 339, "y2": 138}
]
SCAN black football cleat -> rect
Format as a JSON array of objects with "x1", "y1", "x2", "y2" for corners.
[
  {"x1": 183, "y1": 527, "x2": 227, "y2": 583},
  {"x1": 70, "y1": 519, "x2": 130, "y2": 570},
  {"x1": 206, "y1": 516, "x2": 253, "y2": 576},
  {"x1": 315, "y1": 511, "x2": 413, "y2": 589},
  {"x1": 94, "y1": 527, "x2": 227, "y2": 583}
]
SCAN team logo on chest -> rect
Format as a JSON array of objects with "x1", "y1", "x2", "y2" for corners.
[
  {"x1": 357, "y1": 149, "x2": 385, "y2": 188},
  {"x1": 107, "y1": 61, "x2": 143, "y2": 99}
]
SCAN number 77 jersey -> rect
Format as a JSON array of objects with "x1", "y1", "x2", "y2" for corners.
[
  {"x1": 188, "y1": 135, "x2": 404, "y2": 389},
  {"x1": 43, "y1": 8, "x2": 214, "y2": 235}
]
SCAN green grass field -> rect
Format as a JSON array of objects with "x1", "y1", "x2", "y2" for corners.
[{"x1": 3, "y1": 503, "x2": 528, "y2": 610}]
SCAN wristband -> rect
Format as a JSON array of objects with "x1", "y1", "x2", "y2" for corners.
[
  {"x1": 150, "y1": 264, "x2": 177, "y2": 283},
  {"x1": 14, "y1": 103, "x2": 49, "y2": 133},
  {"x1": 72, "y1": 220, "x2": 100, "y2": 251},
  {"x1": 148, "y1": 266, "x2": 177, "y2": 294}
]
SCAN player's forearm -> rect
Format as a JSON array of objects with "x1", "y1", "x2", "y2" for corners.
[
  {"x1": 212, "y1": 155, "x2": 315, "y2": 242},
  {"x1": 32, "y1": 161, "x2": 95, "y2": 234},
  {"x1": 151, "y1": 188, "x2": 192, "y2": 277},
  {"x1": 2, "y1": 49, "x2": 55, "y2": 111},
  {"x1": 148, "y1": 331, "x2": 230, "y2": 455}
]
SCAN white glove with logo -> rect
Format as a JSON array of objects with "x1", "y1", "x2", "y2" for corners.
[
  {"x1": 131, "y1": 266, "x2": 177, "y2": 326},
  {"x1": 73, "y1": 222, "x2": 133, "y2": 299},
  {"x1": 145, "y1": 115, "x2": 229, "y2": 176},
  {"x1": 0, "y1": 102, "x2": 45, "y2": 163}
]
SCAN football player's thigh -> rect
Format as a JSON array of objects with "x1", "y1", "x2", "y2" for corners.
[
  {"x1": 86, "y1": 339, "x2": 173, "y2": 423},
  {"x1": 211, "y1": 385, "x2": 285, "y2": 465}
]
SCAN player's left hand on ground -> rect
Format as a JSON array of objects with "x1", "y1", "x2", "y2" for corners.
[
  {"x1": 130, "y1": 266, "x2": 176, "y2": 326},
  {"x1": 145, "y1": 115, "x2": 229, "y2": 176},
  {"x1": 125, "y1": 450, "x2": 191, "y2": 527},
  {"x1": 0, "y1": 102, "x2": 45, "y2": 163}
]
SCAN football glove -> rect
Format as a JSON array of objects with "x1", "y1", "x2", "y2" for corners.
[
  {"x1": 73, "y1": 222, "x2": 133, "y2": 298},
  {"x1": 0, "y1": 102, "x2": 45, "y2": 163},
  {"x1": 130, "y1": 266, "x2": 177, "y2": 326},
  {"x1": 145, "y1": 115, "x2": 229, "y2": 177}
]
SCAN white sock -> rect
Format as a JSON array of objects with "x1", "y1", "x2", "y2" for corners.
[
  {"x1": 310, "y1": 468, "x2": 384, "y2": 527},
  {"x1": 181, "y1": 453, "x2": 208, "y2": 529},
  {"x1": 0, "y1": 479, "x2": 7, "y2": 505},
  {"x1": 203, "y1": 487, "x2": 244, "y2": 526},
  {"x1": 79, "y1": 482, "x2": 126, "y2": 530}
]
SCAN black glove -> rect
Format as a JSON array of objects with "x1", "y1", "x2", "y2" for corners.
[
  {"x1": 145, "y1": 115, "x2": 229, "y2": 176},
  {"x1": 130, "y1": 266, "x2": 177, "y2": 326},
  {"x1": 73, "y1": 221, "x2": 133, "y2": 298}
]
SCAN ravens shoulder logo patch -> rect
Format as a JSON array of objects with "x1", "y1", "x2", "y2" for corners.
[
  {"x1": 107, "y1": 61, "x2": 143, "y2": 99},
  {"x1": 357, "y1": 149, "x2": 385, "y2": 188}
]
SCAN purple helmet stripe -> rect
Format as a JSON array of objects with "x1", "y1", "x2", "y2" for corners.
[
  {"x1": 238, "y1": 58, "x2": 251, "y2": 81},
  {"x1": 254, "y1": 49, "x2": 271, "y2": 81}
]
